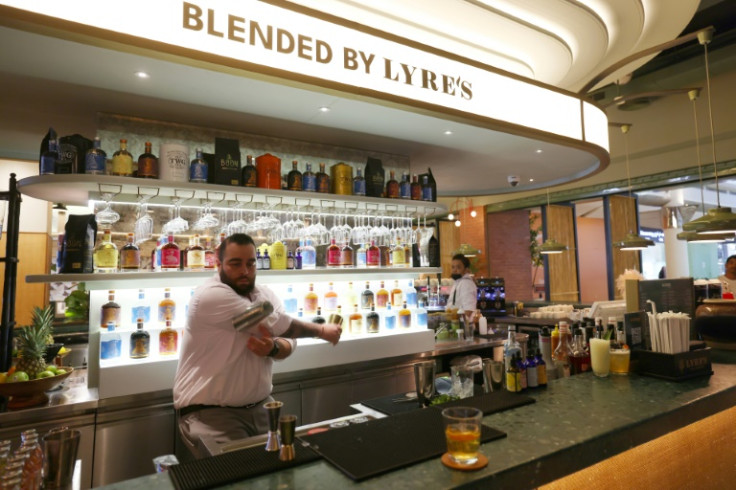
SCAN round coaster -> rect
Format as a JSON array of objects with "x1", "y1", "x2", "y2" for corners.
[{"x1": 441, "y1": 452, "x2": 488, "y2": 471}]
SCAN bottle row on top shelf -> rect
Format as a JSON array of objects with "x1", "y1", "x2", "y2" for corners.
[{"x1": 38, "y1": 131, "x2": 438, "y2": 201}]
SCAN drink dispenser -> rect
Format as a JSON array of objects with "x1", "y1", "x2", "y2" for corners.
[{"x1": 476, "y1": 277, "x2": 506, "y2": 316}]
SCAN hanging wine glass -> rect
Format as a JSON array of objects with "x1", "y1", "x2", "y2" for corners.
[
  {"x1": 193, "y1": 200, "x2": 220, "y2": 231},
  {"x1": 162, "y1": 197, "x2": 189, "y2": 235},
  {"x1": 95, "y1": 192, "x2": 120, "y2": 228},
  {"x1": 133, "y1": 194, "x2": 154, "y2": 245}
]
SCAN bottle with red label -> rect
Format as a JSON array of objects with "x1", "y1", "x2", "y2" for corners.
[
  {"x1": 161, "y1": 234, "x2": 180, "y2": 271},
  {"x1": 326, "y1": 239, "x2": 341, "y2": 267},
  {"x1": 366, "y1": 240, "x2": 380, "y2": 268}
]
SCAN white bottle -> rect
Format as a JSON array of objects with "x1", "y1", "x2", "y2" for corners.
[
  {"x1": 414, "y1": 301, "x2": 428, "y2": 328},
  {"x1": 479, "y1": 316, "x2": 488, "y2": 335}
]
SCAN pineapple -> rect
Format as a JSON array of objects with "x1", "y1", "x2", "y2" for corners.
[{"x1": 15, "y1": 306, "x2": 54, "y2": 378}]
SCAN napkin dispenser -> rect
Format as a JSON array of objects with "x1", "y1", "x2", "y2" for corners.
[{"x1": 634, "y1": 344, "x2": 712, "y2": 381}]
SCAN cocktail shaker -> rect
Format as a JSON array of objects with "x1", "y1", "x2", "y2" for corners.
[
  {"x1": 232, "y1": 301, "x2": 274, "y2": 333},
  {"x1": 264, "y1": 401, "x2": 283, "y2": 452}
]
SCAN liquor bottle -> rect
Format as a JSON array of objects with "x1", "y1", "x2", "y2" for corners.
[
  {"x1": 399, "y1": 172, "x2": 411, "y2": 199},
  {"x1": 137, "y1": 141, "x2": 158, "y2": 179},
  {"x1": 161, "y1": 234, "x2": 181, "y2": 271},
  {"x1": 131, "y1": 289, "x2": 151, "y2": 324},
  {"x1": 187, "y1": 234, "x2": 206, "y2": 271},
  {"x1": 550, "y1": 324, "x2": 560, "y2": 359},
  {"x1": 85, "y1": 137, "x2": 107, "y2": 175},
  {"x1": 312, "y1": 307, "x2": 326, "y2": 325},
  {"x1": 403, "y1": 243, "x2": 412, "y2": 268},
  {"x1": 340, "y1": 242, "x2": 353, "y2": 268},
  {"x1": 120, "y1": 232, "x2": 140, "y2": 272},
  {"x1": 349, "y1": 305, "x2": 363, "y2": 335},
  {"x1": 180, "y1": 237, "x2": 191, "y2": 271},
  {"x1": 301, "y1": 239, "x2": 317, "y2": 269},
  {"x1": 304, "y1": 283, "x2": 319, "y2": 315},
  {"x1": 324, "y1": 282, "x2": 339, "y2": 312},
  {"x1": 284, "y1": 285, "x2": 298, "y2": 314},
  {"x1": 375, "y1": 281, "x2": 389, "y2": 309},
  {"x1": 385, "y1": 170, "x2": 399, "y2": 198},
  {"x1": 343, "y1": 281, "x2": 358, "y2": 311},
  {"x1": 391, "y1": 280, "x2": 403, "y2": 307},
  {"x1": 421, "y1": 175, "x2": 433, "y2": 201},
  {"x1": 287, "y1": 160, "x2": 302, "y2": 191},
  {"x1": 569, "y1": 328, "x2": 591, "y2": 375},
  {"x1": 539, "y1": 327, "x2": 552, "y2": 367},
  {"x1": 389, "y1": 240, "x2": 404, "y2": 268},
  {"x1": 383, "y1": 303, "x2": 396, "y2": 330},
  {"x1": 405, "y1": 280, "x2": 418, "y2": 308},
  {"x1": 189, "y1": 148, "x2": 208, "y2": 183},
  {"x1": 286, "y1": 250, "x2": 295, "y2": 270},
  {"x1": 256, "y1": 249, "x2": 263, "y2": 270},
  {"x1": 410, "y1": 174, "x2": 422, "y2": 200},
  {"x1": 204, "y1": 237, "x2": 216, "y2": 270},
  {"x1": 366, "y1": 305, "x2": 380, "y2": 333},
  {"x1": 130, "y1": 318, "x2": 151, "y2": 359},
  {"x1": 100, "y1": 290, "x2": 121, "y2": 328},
  {"x1": 100, "y1": 322, "x2": 122, "y2": 360},
  {"x1": 517, "y1": 355, "x2": 527, "y2": 391},
  {"x1": 553, "y1": 322, "x2": 573, "y2": 378},
  {"x1": 379, "y1": 243, "x2": 391, "y2": 267},
  {"x1": 269, "y1": 241, "x2": 286, "y2": 270},
  {"x1": 526, "y1": 354, "x2": 539, "y2": 388},
  {"x1": 40, "y1": 139, "x2": 58, "y2": 175},
  {"x1": 356, "y1": 242, "x2": 367, "y2": 267},
  {"x1": 111, "y1": 139, "x2": 134, "y2": 176},
  {"x1": 151, "y1": 236, "x2": 163, "y2": 272},
  {"x1": 159, "y1": 319, "x2": 178, "y2": 355},
  {"x1": 262, "y1": 250, "x2": 271, "y2": 270},
  {"x1": 241, "y1": 154, "x2": 257, "y2": 187},
  {"x1": 506, "y1": 353, "x2": 521, "y2": 393},
  {"x1": 158, "y1": 288, "x2": 176, "y2": 325},
  {"x1": 316, "y1": 162, "x2": 330, "y2": 193},
  {"x1": 535, "y1": 349, "x2": 548, "y2": 387},
  {"x1": 326, "y1": 239, "x2": 341, "y2": 267},
  {"x1": 398, "y1": 301, "x2": 412, "y2": 328},
  {"x1": 366, "y1": 240, "x2": 380, "y2": 268},
  {"x1": 428, "y1": 233, "x2": 440, "y2": 267},
  {"x1": 415, "y1": 301, "x2": 428, "y2": 328},
  {"x1": 360, "y1": 281, "x2": 374, "y2": 310},
  {"x1": 94, "y1": 229, "x2": 118, "y2": 273},
  {"x1": 302, "y1": 162, "x2": 317, "y2": 192},
  {"x1": 503, "y1": 326, "x2": 521, "y2": 371},
  {"x1": 353, "y1": 168, "x2": 366, "y2": 196}
]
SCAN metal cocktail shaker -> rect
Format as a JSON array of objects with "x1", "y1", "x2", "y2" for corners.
[{"x1": 232, "y1": 301, "x2": 274, "y2": 333}]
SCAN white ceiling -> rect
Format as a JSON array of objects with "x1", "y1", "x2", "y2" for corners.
[{"x1": 0, "y1": 0, "x2": 700, "y2": 196}]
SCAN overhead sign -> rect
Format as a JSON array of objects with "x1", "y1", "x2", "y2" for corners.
[{"x1": 0, "y1": 0, "x2": 608, "y2": 151}]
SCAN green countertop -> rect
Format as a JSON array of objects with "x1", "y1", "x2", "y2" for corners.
[{"x1": 99, "y1": 350, "x2": 736, "y2": 489}]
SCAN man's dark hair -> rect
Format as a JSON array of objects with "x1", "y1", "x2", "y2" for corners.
[
  {"x1": 217, "y1": 233, "x2": 256, "y2": 261},
  {"x1": 452, "y1": 253, "x2": 470, "y2": 269},
  {"x1": 727, "y1": 254, "x2": 736, "y2": 265}
]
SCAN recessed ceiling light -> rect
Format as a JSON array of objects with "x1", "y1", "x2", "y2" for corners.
[
  {"x1": 135, "y1": 71, "x2": 150, "y2": 79},
  {"x1": 529, "y1": 178, "x2": 535, "y2": 182},
  {"x1": 319, "y1": 106, "x2": 330, "y2": 113},
  {"x1": 444, "y1": 130, "x2": 453, "y2": 135},
  {"x1": 535, "y1": 149, "x2": 543, "y2": 153}
]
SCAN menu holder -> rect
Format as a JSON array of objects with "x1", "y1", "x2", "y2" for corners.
[{"x1": 634, "y1": 346, "x2": 712, "y2": 381}]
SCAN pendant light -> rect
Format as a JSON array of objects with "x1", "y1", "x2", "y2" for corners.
[
  {"x1": 613, "y1": 124, "x2": 654, "y2": 251},
  {"x1": 677, "y1": 89, "x2": 735, "y2": 242},
  {"x1": 453, "y1": 243, "x2": 481, "y2": 257},
  {"x1": 539, "y1": 188, "x2": 568, "y2": 255},
  {"x1": 682, "y1": 30, "x2": 736, "y2": 235}
]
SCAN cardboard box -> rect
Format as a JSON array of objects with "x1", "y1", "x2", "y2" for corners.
[{"x1": 212, "y1": 137, "x2": 241, "y2": 186}]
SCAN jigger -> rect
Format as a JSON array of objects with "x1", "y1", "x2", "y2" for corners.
[
  {"x1": 278, "y1": 414, "x2": 297, "y2": 462},
  {"x1": 264, "y1": 401, "x2": 283, "y2": 452}
]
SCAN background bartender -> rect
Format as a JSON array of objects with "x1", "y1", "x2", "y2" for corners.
[
  {"x1": 173, "y1": 233, "x2": 342, "y2": 459},
  {"x1": 445, "y1": 254, "x2": 478, "y2": 321}
]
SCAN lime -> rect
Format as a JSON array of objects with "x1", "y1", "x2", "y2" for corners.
[
  {"x1": 37, "y1": 371, "x2": 55, "y2": 379},
  {"x1": 7, "y1": 371, "x2": 29, "y2": 382},
  {"x1": 46, "y1": 365, "x2": 59, "y2": 374},
  {"x1": 55, "y1": 369, "x2": 67, "y2": 375}
]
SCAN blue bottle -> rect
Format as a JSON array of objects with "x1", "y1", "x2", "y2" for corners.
[
  {"x1": 189, "y1": 148, "x2": 208, "y2": 183},
  {"x1": 40, "y1": 139, "x2": 58, "y2": 175},
  {"x1": 399, "y1": 172, "x2": 411, "y2": 199},
  {"x1": 100, "y1": 322, "x2": 122, "y2": 360},
  {"x1": 284, "y1": 285, "x2": 298, "y2": 314}
]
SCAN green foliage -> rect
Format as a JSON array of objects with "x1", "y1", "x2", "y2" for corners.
[
  {"x1": 529, "y1": 214, "x2": 543, "y2": 268},
  {"x1": 65, "y1": 283, "x2": 89, "y2": 319}
]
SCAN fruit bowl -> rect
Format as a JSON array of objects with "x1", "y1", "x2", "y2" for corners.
[{"x1": 0, "y1": 367, "x2": 73, "y2": 399}]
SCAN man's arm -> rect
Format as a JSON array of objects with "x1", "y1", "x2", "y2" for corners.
[{"x1": 282, "y1": 318, "x2": 342, "y2": 345}]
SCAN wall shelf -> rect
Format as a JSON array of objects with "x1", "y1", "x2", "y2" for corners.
[{"x1": 17, "y1": 175, "x2": 446, "y2": 218}]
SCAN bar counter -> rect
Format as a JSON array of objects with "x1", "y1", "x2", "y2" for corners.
[{"x1": 102, "y1": 350, "x2": 736, "y2": 489}]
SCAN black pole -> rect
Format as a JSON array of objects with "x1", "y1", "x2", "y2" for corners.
[{"x1": 1, "y1": 173, "x2": 22, "y2": 372}]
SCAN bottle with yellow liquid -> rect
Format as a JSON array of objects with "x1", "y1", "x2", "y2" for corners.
[
  {"x1": 94, "y1": 229, "x2": 118, "y2": 273},
  {"x1": 304, "y1": 283, "x2": 319, "y2": 315},
  {"x1": 349, "y1": 304, "x2": 363, "y2": 334},
  {"x1": 269, "y1": 240, "x2": 287, "y2": 270},
  {"x1": 112, "y1": 139, "x2": 134, "y2": 176},
  {"x1": 159, "y1": 319, "x2": 178, "y2": 355},
  {"x1": 158, "y1": 288, "x2": 176, "y2": 325}
]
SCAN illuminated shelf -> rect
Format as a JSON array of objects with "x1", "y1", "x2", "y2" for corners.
[
  {"x1": 26, "y1": 267, "x2": 441, "y2": 289},
  {"x1": 17, "y1": 174, "x2": 446, "y2": 217}
]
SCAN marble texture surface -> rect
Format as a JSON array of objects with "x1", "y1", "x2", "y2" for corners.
[{"x1": 98, "y1": 351, "x2": 736, "y2": 489}]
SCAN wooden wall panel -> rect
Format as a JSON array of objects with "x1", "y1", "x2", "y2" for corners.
[
  {"x1": 0, "y1": 232, "x2": 50, "y2": 326},
  {"x1": 546, "y1": 205, "x2": 579, "y2": 303},
  {"x1": 439, "y1": 221, "x2": 461, "y2": 278},
  {"x1": 608, "y1": 195, "x2": 640, "y2": 299}
]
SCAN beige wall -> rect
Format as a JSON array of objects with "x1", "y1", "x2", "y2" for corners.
[{"x1": 576, "y1": 217, "x2": 609, "y2": 303}]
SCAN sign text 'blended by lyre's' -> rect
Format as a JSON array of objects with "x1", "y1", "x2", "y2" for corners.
[{"x1": 182, "y1": 2, "x2": 473, "y2": 100}]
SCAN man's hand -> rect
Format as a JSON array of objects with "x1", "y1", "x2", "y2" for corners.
[
  {"x1": 246, "y1": 325, "x2": 275, "y2": 357},
  {"x1": 320, "y1": 323, "x2": 343, "y2": 345}
]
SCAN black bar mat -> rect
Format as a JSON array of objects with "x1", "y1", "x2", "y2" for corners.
[
  {"x1": 299, "y1": 407, "x2": 505, "y2": 481},
  {"x1": 168, "y1": 442, "x2": 320, "y2": 490},
  {"x1": 362, "y1": 389, "x2": 535, "y2": 416}
]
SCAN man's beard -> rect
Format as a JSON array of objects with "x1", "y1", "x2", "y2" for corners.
[{"x1": 219, "y1": 269, "x2": 255, "y2": 296}]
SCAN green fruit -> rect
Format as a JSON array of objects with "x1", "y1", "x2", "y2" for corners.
[
  {"x1": 55, "y1": 369, "x2": 67, "y2": 375},
  {"x1": 7, "y1": 371, "x2": 30, "y2": 382},
  {"x1": 45, "y1": 365, "x2": 58, "y2": 374},
  {"x1": 37, "y1": 371, "x2": 55, "y2": 379}
]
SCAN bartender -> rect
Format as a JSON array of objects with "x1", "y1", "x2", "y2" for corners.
[
  {"x1": 173, "y1": 233, "x2": 342, "y2": 459},
  {"x1": 445, "y1": 253, "x2": 478, "y2": 313},
  {"x1": 718, "y1": 254, "x2": 736, "y2": 294}
]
